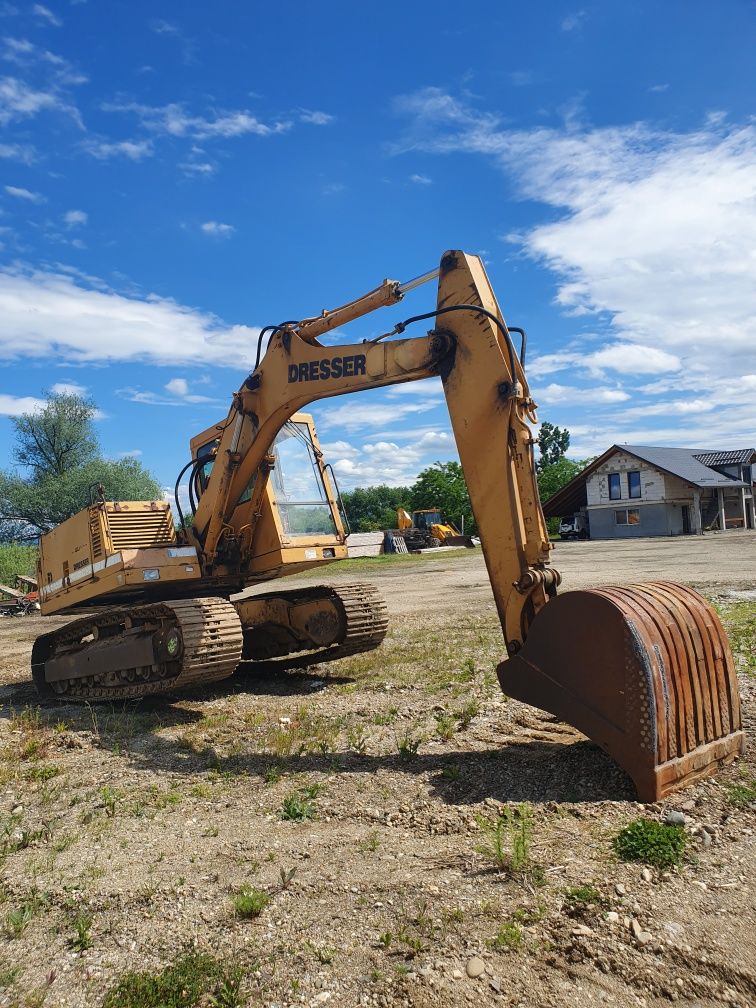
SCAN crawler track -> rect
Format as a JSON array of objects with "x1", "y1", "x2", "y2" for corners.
[{"x1": 31, "y1": 584, "x2": 388, "y2": 701}]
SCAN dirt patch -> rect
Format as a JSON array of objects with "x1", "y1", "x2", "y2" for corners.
[{"x1": 0, "y1": 534, "x2": 753, "y2": 1008}]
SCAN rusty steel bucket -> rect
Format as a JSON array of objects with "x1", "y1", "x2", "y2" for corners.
[{"x1": 498, "y1": 581, "x2": 744, "y2": 802}]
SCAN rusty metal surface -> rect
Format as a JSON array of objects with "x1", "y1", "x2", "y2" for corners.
[{"x1": 498, "y1": 581, "x2": 744, "y2": 801}]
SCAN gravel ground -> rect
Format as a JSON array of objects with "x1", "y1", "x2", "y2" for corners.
[{"x1": 0, "y1": 533, "x2": 753, "y2": 1008}]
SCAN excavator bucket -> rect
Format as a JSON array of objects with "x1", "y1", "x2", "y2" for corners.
[{"x1": 499, "y1": 581, "x2": 744, "y2": 802}]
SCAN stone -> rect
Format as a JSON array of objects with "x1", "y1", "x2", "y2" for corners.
[
  {"x1": 452, "y1": 969, "x2": 463, "y2": 980},
  {"x1": 615, "y1": 883, "x2": 626, "y2": 896},
  {"x1": 466, "y1": 957, "x2": 485, "y2": 979},
  {"x1": 680, "y1": 799, "x2": 696, "y2": 812},
  {"x1": 664, "y1": 810, "x2": 686, "y2": 827},
  {"x1": 606, "y1": 911, "x2": 620, "y2": 924},
  {"x1": 641, "y1": 868, "x2": 653, "y2": 883}
]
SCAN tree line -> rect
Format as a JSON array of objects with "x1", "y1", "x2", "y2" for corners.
[{"x1": 0, "y1": 393, "x2": 585, "y2": 546}]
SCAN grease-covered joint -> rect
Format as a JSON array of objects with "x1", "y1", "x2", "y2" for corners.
[
  {"x1": 427, "y1": 328, "x2": 457, "y2": 381},
  {"x1": 244, "y1": 373, "x2": 261, "y2": 392},
  {"x1": 514, "y1": 566, "x2": 561, "y2": 594}
]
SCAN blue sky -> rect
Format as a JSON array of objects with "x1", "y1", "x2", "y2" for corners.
[{"x1": 1, "y1": 1, "x2": 754, "y2": 503}]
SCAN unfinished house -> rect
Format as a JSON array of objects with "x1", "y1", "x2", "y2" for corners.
[{"x1": 543, "y1": 445, "x2": 755, "y2": 539}]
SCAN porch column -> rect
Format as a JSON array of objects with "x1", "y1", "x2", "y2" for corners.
[
  {"x1": 693, "y1": 490, "x2": 702, "y2": 534},
  {"x1": 717, "y1": 487, "x2": 726, "y2": 531},
  {"x1": 743, "y1": 487, "x2": 749, "y2": 529}
]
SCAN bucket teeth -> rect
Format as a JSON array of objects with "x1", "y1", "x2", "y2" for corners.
[{"x1": 498, "y1": 582, "x2": 744, "y2": 802}]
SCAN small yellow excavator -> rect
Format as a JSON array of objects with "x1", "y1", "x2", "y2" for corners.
[
  {"x1": 31, "y1": 251, "x2": 744, "y2": 801},
  {"x1": 396, "y1": 507, "x2": 475, "y2": 550}
]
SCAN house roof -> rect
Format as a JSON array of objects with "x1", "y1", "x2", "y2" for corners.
[
  {"x1": 693, "y1": 449, "x2": 756, "y2": 467},
  {"x1": 542, "y1": 444, "x2": 753, "y2": 518}
]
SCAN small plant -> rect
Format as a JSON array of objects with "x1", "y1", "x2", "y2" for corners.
[
  {"x1": 357, "y1": 830, "x2": 380, "y2": 853},
  {"x1": 434, "y1": 711, "x2": 456, "y2": 741},
  {"x1": 5, "y1": 902, "x2": 35, "y2": 939},
  {"x1": 372, "y1": 707, "x2": 399, "y2": 726},
  {"x1": 488, "y1": 921, "x2": 522, "y2": 950},
  {"x1": 564, "y1": 884, "x2": 605, "y2": 906},
  {"x1": 99, "y1": 786, "x2": 120, "y2": 817},
  {"x1": 279, "y1": 866, "x2": 297, "y2": 889},
  {"x1": 378, "y1": 930, "x2": 393, "y2": 949},
  {"x1": 280, "y1": 784, "x2": 321, "y2": 821},
  {"x1": 395, "y1": 730, "x2": 423, "y2": 762},
  {"x1": 613, "y1": 818, "x2": 687, "y2": 870},
  {"x1": 263, "y1": 764, "x2": 282, "y2": 785},
  {"x1": 305, "y1": 941, "x2": 336, "y2": 964},
  {"x1": 102, "y1": 953, "x2": 245, "y2": 1008},
  {"x1": 475, "y1": 803, "x2": 534, "y2": 874},
  {"x1": 23, "y1": 765, "x2": 59, "y2": 782},
  {"x1": 440, "y1": 763, "x2": 462, "y2": 782},
  {"x1": 725, "y1": 778, "x2": 756, "y2": 808},
  {"x1": 346, "y1": 725, "x2": 370, "y2": 754},
  {"x1": 232, "y1": 885, "x2": 270, "y2": 919},
  {"x1": 455, "y1": 698, "x2": 480, "y2": 729},
  {"x1": 69, "y1": 910, "x2": 93, "y2": 951}
]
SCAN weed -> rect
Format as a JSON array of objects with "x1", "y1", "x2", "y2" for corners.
[
  {"x1": 440, "y1": 764, "x2": 462, "y2": 782},
  {"x1": 378, "y1": 931, "x2": 393, "y2": 949},
  {"x1": 0, "y1": 960, "x2": 20, "y2": 985},
  {"x1": 372, "y1": 708, "x2": 399, "y2": 726},
  {"x1": 23, "y1": 766, "x2": 59, "y2": 783},
  {"x1": 395, "y1": 730, "x2": 423, "y2": 762},
  {"x1": 102, "y1": 953, "x2": 245, "y2": 1008},
  {"x1": 488, "y1": 921, "x2": 522, "y2": 950},
  {"x1": 564, "y1": 884, "x2": 605, "y2": 906},
  {"x1": 280, "y1": 784, "x2": 321, "y2": 821},
  {"x1": 263, "y1": 764, "x2": 282, "y2": 785},
  {"x1": 434, "y1": 711, "x2": 456, "y2": 741},
  {"x1": 613, "y1": 818, "x2": 687, "y2": 870},
  {"x1": 99, "y1": 786, "x2": 121, "y2": 817},
  {"x1": 346, "y1": 724, "x2": 370, "y2": 755},
  {"x1": 232, "y1": 885, "x2": 270, "y2": 919},
  {"x1": 357, "y1": 830, "x2": 380, "y2": 853},
  {"x1": 724, "y1": 778, "x2": 756, "y2": 808},
  {"x1": 5, "y1": 902, "x2": 35, "y2": 939},
  {"x1": 279, "y1": 867, "x2": 297, "y2": 889},
  {"x1": 189, "y1": 783, "x2": 212, "y2": 799},
  {"x1": 455, "y1": 698, "x2": 480, "y2": 729},
  {"x1": 69, "y1": 910, "x2": 93, "y2": 951},
  {"x1": 475, "y1": 803, "x2": 534, "y2": 875},
  {"x1": 305, "y1": 941, "x2": 336, "y2": 964}
]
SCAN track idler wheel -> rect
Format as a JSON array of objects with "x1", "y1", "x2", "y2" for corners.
[{"x1": 498, "y1": 582, "x2": 744, "y2": 801}]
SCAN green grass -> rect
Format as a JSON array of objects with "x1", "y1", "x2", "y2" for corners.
[
  {"x1": 717, "y1": 601, "x2": 755, "y2": 676},
  {"x1": 232, "y1": 885, "x2": 270, "y2": 919},
  {"x1": 613, "y1": 818, "x2": 687, "y2": 870},
  {"x1": 564, "y1": 884, "x2": 605, "y2": 906},
  {"x1": 475, "y1": 803, "x2": 535, "y2": 875},
  {"x1": 724, "y1": 777, "x2": 756, "y2": 808},
  {"x1": 488, "y1": 921, "x2": 522, "y2": 950},
  {"x1": 102, "y1": 953, "x2": 245, "y2": 1008},
  {"x1": 280, "y1": 784, "x2": 322, "y2": 821}
]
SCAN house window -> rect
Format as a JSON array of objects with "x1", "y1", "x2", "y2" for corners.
[
  {"x1": 615, "y1": 508, "x2": 640, "y2": 525},
  {"x1": 608, "y1": 473, "x2": 622, "y2": 500},
  {"x1": 628, "y1": 471, "x2": 641, "y2": 499}
]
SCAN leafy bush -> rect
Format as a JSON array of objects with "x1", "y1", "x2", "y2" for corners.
[
  {"x1": 232, "y1": 885, "x2": 269, "y2": 919},
  {"x1": 613, "y1": 818, "x2": 686, "y2": 869},
  {"x1": 0, "y1": 544, "x2": 37, "y2": 585}
]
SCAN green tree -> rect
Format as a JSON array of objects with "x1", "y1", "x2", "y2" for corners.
[
  {"x1": 410, "y1": 461, "x2": 475, "y2": 534},
  {"x1": 536, "y1": 421, "x2": 570, "y2": 473},
  {"x1": 341, "y1": 484, "x2": 412, "y2": 532},
  {"x1": 536, "y1": 457, "x2": 585, "y2": 505},
  {"x1": 0, "y1": 394, "x2": 162, "y2": 542}
]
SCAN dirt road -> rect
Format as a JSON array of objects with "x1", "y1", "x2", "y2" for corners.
[{"x1": 0, "y1": 535, "x2": 753, "y2": 1008}]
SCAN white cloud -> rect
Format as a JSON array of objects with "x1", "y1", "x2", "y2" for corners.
[
  {"x1": 299, "y1": 109, "x2": 334, "y2": 126},
  {"x1": 104, "y1": 100, "x2": 291, "y2": 140},
  {"x1": 409, "y1": 173, "x2": 432, "y2": 184},
  {"x1": 392, "y1": 90, "x2": 756, "y2": 445},
  {"x1": 84, "y1": 138, "x2": 153, "y2": 160},
  {"x1": 325, "y1": 429, "x2": 457, "y2": 488},
  {"x1": 318, "y1": 399, "x2": 439, "y2": 434},
  {"x1": 165, "y1": 377, "x2": 189, "y2": 397},
  {"x1": 180, "y1": 160, "x2": 215, "y2": 176},
  {"x1": 50, "y1": 381, "x2": 86, "y2": 395},
  {"x1": 0, "y1": 75, "x2": 75, "y2": 124},
  {"x1": 4, "y1": 184, "x2": 44, "y2": 202},
  {"x1": 534, "y1": 383, "x2": 630, "y2": 405},
  {"x1": 200, "y1": 220, "x2": 234, "y2": 237},
  {"x1": 0, "y1": 393, "x2": 46, "y2": 415},
  {"x1": 0, "y1": 265, "x2": 260, "y2": 368},
  {"x1": 0, "y1": 141, "x2": 34, "y2": 162},
  {"x1": 118, "y1": 449, "x2": 143, "y2": 458},
  {"x1": 32, "y1": 4, "x2": 61, "y2": 27},
  {"x1": 63, "y1": 208, "x2": 87, "y2": 227}
]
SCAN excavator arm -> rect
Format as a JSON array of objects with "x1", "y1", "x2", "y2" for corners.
[
  {"x1": 189, "y1": 249, "x2": 744, "y2": 800},
  {"x1": 191, "y1": 250, "x2": 555, "y2": 651}
]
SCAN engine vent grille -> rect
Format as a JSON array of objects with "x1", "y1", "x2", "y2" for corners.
[
  {"x1": 106, "y1": 508, "x2": 176, "y2": 550},
  {"x1": 89, "y1": 515, "x2": 104, "y2": 560}
]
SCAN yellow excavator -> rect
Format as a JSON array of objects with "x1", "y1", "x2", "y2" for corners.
[
  {"x1": 396, "y1": 508, "x2": 475, "y2": 550},
  {"x1": 31, "y1": 251, "x2": 743, "y2": 802}
]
